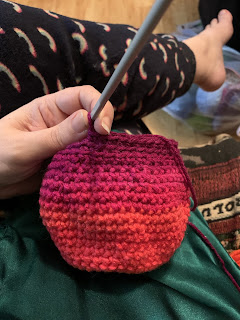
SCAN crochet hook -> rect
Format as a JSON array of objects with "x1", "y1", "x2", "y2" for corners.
[{"x1": 91, "y1": 0, "x2": 173, "y2": 121}]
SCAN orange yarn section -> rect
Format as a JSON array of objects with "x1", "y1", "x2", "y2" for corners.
[
  {"x1": 230, "y1": 250, "x2": 240, "y2": 267},
  {"x1": 40, "y1": 204, "x2": 189, "y2": 273}
]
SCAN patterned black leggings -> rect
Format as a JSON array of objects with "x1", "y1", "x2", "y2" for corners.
[{"x1": 0, "y1": 0, "x2": 196, "y2": 122}]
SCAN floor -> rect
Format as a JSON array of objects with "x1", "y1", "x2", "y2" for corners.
[
  {"x1": 16, "y1": 0, "x2": 213, "y2": 147},
  {"x1": 15, "y1": 0, "x2": 200, "y2": 33}
]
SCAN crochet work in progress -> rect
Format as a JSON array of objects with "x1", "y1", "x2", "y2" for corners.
[{"x1": 39, "y1": 122, "x2": 196, "y2": 274}]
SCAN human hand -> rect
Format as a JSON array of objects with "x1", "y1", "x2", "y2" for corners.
[{"x1": 0, "y1": 85, "x2": 114, "y2": 199}]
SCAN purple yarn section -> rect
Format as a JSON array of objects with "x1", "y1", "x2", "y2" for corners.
[
  {"x1": 188, "y1": 221, "x2": 240, "y2": 292},
  {"x1": 87, "y1": 113, "x2": 197, "y2": 209}
]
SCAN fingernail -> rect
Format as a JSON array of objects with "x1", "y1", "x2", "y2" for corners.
[
  {"x1": 101, "y1": 117, "x2": 111, "y2": 134},
  {"x1": 71, "y1": 111, "x2": 88, "y2": 133}
]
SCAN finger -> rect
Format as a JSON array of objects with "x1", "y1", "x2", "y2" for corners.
[
  {"x1": 55, "y1": 85, "x2": 114, "y2": 134},
  {"x1": 77, "y1": 86, "x2": 114, "y2": 134},
  {"x1": 25, "y1": 109, "x2": 89, "y2": 160},
  {"x1": 54, "y1": 86, "x2": 90, "y2": 115},
  {"x1": 25, "y1": 97, "x2": 114, "y2": 160},
  {"x1": 54, "y1": 85, "x2": 103, "y2": 114},
  {"x1": 23, "y1": 86, "x2": 91, "y2": 128},
  {"x1": 12, "y1": 85, "x2": 114, "y2": 134},
  {"x1": 93, "y1": 110, "x2": 114, "y2": 135}
]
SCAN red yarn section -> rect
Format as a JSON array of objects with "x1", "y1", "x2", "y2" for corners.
[{"x1": 39, "y1": 128, "x2": 192, "y2": 274}]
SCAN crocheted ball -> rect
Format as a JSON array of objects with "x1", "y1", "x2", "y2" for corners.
[{"x1": 39, "y1": 128, "x2": 194, "y2": 274}]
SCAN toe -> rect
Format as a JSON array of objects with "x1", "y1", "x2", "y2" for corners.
[
  {"x1": 218, "y1": 9, "x2": 233, "y2": 22},
  {"x1": 210, "y1": 18, "x2": 218, "y2": 27},
  {"x1": 217, "y1": 9, "x2": 234, "y2": 43}
]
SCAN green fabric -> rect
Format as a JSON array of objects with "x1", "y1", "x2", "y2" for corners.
[{"x1": 0, "y1": 194, "x2": 239, "y2": 320}]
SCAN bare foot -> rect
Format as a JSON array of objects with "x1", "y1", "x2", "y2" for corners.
[{"x1": 183, "y1": 9, "x2": 233, "y2": 91}]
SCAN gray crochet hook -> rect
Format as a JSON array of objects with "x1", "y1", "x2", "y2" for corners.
[{"x1": 91, "y1": 0, "x2": 173, "y2": 120}]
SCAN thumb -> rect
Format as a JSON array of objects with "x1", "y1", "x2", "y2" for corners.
[{"x1": 26, "y1": 109, "x2": 89, "y2": 160}]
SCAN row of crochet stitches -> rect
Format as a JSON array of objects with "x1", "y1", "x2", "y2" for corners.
[{"x1": 40, "y1": 128, "x2": 191, "y2": 274}]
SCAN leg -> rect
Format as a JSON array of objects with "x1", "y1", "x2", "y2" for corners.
[
  {"x1": 0, "y1": 1, "x2": 195, "y2": 122},
  {"x1": 0, "y1": 2, "x2": 87, "y2": 118},
  {"x1": 0, "y1": 0, "x2": 195, "y2": 121},
  {"x1": 184, "y1": 9, "x2": 233, "y2": 91},
  {"x1": 0, "y1": 2, "x2": 233, "y2": 121}
]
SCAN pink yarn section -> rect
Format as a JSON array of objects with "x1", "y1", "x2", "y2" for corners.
[{"x1": 39, "y1": 128, "x2": 192, "y2": 274}]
